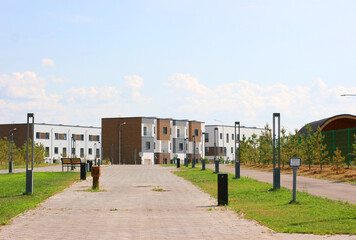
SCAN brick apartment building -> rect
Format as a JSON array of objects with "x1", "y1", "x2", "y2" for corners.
[{"x1": 101, "y1": 117, "x2": 205, "y2": 165}]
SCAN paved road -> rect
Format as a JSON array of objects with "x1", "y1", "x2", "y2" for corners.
[
  {"x1": 1, "y1": 165, "x2": 354, "y2": 239},
  {"x1": 205, "y1": 164, "x2": 356, "y2": 204}
]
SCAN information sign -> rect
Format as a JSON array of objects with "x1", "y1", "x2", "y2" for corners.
[{"x1": 289, "y1": 158, "x2": 301, "y2": 167}]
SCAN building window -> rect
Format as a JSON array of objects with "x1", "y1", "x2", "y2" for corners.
[
  {"x1": 237, "y1": 134, "x2": 240, "y2": 140},
  {"x1": 177, "y1": 129, "x2": 180, "y2": 137},
  {"x1": 55, "y1": 133, "x2": 67, "y2": 140},
  {"x1": 80, "y1": 148, "x2": 84, "y2": 157},
  {"x1": 96, "y1": 149, "x2": 99, "y2": 157},
  {"x1": 89, "y1": 135, "x2": 100, "y2": 141},
  {"x1": 224, "y1": 147, "x2": 226, "y2": 154},
  {"x1": 72, "y1": 148, "x2": 75, "y2": 155},
  {"x1": 226, "y1": 133, "x2": 229, "y2": 142},
  {"x1": 205, "y1": 147, "x2": 209, "y2": 153},
  {"x1": 63, "y1": 147, "x2": 67, "y2": 157},
  {"x1": 154, "y1": 142, "x2": 156, "y2": 150},
  {"x1": 220, "y1": 133, "x2": 222, "y2": 140},
  {"x1": 179, "y1": 143, "x2": 184, "y2": 151},
  {"x1": 220, "y1": 147, "x2": 222, "y2": 153},
  {"x1": 231, "y1": 147, "x2": 234, "y2": 153},
  {"x1": 205, "y1": 133, "x2": 209, "y2": 141},
  {"x1": 195, "y1": 129, "x2": 198, "y2": 136},
  {"x1": 45, "y1": 147, "x2": 49, "y2": 157},
  {"x1": 146, "y1": 142, "x2": 150, "y2": 150},
  {"x1": 232, "y1": 134, "x2": 234, "y2": 140},
  {"x1": 88, "y1": 148, "x2": 92, "y2": 155},
  {"x1": 163, "y1": 127, "x2": 168, "y2": 135},
  {"x1": 143, "y1": 126, "x2": 147, "y2": 136},
  {"x1": 54, "y1": 147, "x2": 58, "y2": 154},
  {"x1": 73, "y1": 134, "x2": 84, "y2": 141},
  {"x1": 36, "y1": 132, "x2": 50, "y2": 139}
]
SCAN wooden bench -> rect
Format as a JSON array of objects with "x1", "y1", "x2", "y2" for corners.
[{"x1": 61, "y1": 158, "x2": 82, "y2": 172}]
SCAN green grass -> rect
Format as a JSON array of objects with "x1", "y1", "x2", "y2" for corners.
[
  {"x1": 174, "y1": 167, "x2": 356, "y2": 234},
  {"x1": 0, "y1": 163, "x2": 60, "y2": 170},
  {"x1": 0, "y1": 172, "x2": 81, "y2": 225}
]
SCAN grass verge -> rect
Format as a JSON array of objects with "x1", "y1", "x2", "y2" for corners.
[
  {"x1": 0, "y1": 172, "x2": 80, "y2": 225},
  {"x1": 174, "y1": 167, "x2": 356, "y2": 234}
]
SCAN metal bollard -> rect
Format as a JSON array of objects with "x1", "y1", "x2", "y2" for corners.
[
  {"x1": 80, "y1": 163, "x2": 86, "y2": 180},
  {"x1": 87, "y1": 161, "x2": 93, "y2": 172},
  {"x1": 215, "y1": 160, "x2": 219, "y2": 173},
  {"x1": 202, "y1": 159, "x2": 205, "y2": 170},
  {"x1": 177, "y1": 158, "x2": 180, "y2": 168},
  {"x1": 91, "y1": 166, "x2": 101, "y2": 189},
  {"x1": 218, "y1": 173, "x2": 228, "y2": 205}
]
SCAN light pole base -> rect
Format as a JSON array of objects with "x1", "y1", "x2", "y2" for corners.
[
  {"x1": 9, "y1": 161, "x2": 13, "y2": 173},
  {"x1": 26, "y1": 169, "x2": 33, "y2": 194},
  {"x1": 273, "y1": 168, "x2": 280, "y2": 189}
]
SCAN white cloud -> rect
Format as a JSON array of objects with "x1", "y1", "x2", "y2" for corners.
[
  {"x1": 163, "y1": 74, "x2": 356, "y2": 130},
  {"x1": 125, "y1": 75, "x2": 152, "y2": 104},
  {"x1": 67, "y1": 86, "x2": 121, "y2": 103},
  {"x1": 42, "y1": 58, "x2": 55, "y2": 67}
]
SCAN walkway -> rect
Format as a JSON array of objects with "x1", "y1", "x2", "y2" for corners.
[
  {"x1": 206, "y1": 164, "x2": 356, "y2": 204},
  {"x1": 0, "y1": 165, "x2": 354, "y2": 239}
]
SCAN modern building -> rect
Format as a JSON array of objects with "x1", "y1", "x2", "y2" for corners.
[
  {"x1": 204, "y1": 125, "x2": 264, "y2": 162},
  {"x1": 101, "y1": 117, "x2": 205, "y2": 165},
  {"x1": 298, "y1": 114, "x2": 356, "y2": 165},
  {"x1": 0, "y1": 123, "x2": 101, "y2": 163}
]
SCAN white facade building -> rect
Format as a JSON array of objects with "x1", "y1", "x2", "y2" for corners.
[
  {"x1": 34, "y1": 123, "x2": 101, "y2": 163},
  {"x1": 205, "y1": 125, "x2": 264, "y2": 162}
]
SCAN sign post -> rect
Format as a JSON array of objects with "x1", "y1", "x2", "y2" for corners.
[{"x1": 289, "y1": 158, "x2": 301, "y2": 202}]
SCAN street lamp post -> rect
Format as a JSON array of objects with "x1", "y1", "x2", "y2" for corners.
[
  {"x1": 273, "y1": 113, "x2": 281, "y2": 189},
  {"x1": 214, "y1": 127, "x2": 219, "y2": 173},
  {"x1": 235, "y1": 122, "x2": 240, "y2": 179},
  {"x1": 119, "y1": 122, "x2": 126, "y2": 165},
  {"x1": 26, "y1": 113, "x2": 34, "y2": 194},
  {"x1": 202, "y1": 132, "x2": 206, "y2": 170},
  {"x1": 192, "y1": 135, "x2": 196, "y2": 168},
  {"x1": 215, "y1": 120, "x2": 225, "y2": 163},
  {"x1": 8, "y1": 128, "x2": 16, "y2": 173},
  {"x1": 185, "y1": 138, "x2": 189, "y2": 167},
  {"x1": 94, "y1": 143, "x2": 97, "y2": 165}
]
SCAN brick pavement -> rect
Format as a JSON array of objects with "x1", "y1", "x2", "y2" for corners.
[{"x1": 0, "y1": 165, "x2": 354, "y2": 240}]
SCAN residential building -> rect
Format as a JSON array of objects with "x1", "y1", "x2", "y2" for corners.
[
  {"x1": 0, "y1": 123, "x2": 101, "y2": 163},
  {"x1": 101, "y1": 117, "x2": 205, "y2": 165},
  {"x1": 205, "y1": 125, "x2": 264, "y2": 162}
]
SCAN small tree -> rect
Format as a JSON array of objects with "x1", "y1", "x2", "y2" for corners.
[
  {"x1": 333, "y1": 148, "x2": 345, "y2": 174},
  {"x1": 258, "y1": 124, "x2": 273, "y2": 165},
  {"x1": 301, "y1": 124, "x2": 313, "y2": 170},
  {"x1": 311, "y1": 127, "x2": 329, "y2": 172},
  {"x1": 350, "y1": 134, "x2": 356, "y2": 169}
]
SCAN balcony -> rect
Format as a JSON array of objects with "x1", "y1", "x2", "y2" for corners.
[
  {"x1": 177, "y1": 133, "x2": 185, "y2": 138},
  {"x1": 143, "y1": 131, "x2": 153, "y2": 137}
]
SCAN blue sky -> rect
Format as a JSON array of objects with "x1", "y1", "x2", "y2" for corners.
[{"x1": 0, "y1": 0, "x2": 355, "y2": 131}]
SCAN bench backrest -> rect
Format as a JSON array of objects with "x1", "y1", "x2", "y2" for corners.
[
  {"x1": 61, "y1": 158, "x2": 72, "y2": 164},
  {"x1": 61, "y1": 158, "x2": 82, "y2": 164},
  {"x1": 71, "y1": 158, "x2": 81, "y2": 164}
]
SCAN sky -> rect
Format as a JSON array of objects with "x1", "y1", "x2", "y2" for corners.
[{"x1": 0, "y1": 0, "x2": 355, "y2": 132}]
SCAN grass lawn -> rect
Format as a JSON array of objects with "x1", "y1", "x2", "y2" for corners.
[
  {"x1": 174, "y1": 167, "x2": 356, "y2": 234},
  {"x1": 0, "y1": 172, "x2": 81, "y2": 225},
  {"x1": 0, "y1": 163, "x2": 60, "y2": 170}
]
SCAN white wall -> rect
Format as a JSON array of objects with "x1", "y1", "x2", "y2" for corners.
[{"x1": 34, "y1": 124, "x2": 101, "y2": 163}]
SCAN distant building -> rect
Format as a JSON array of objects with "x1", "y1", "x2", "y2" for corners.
[
  {"x1": 204, "y1": 125, "x2": 264, "y2": 162},
  {"x1": 298, "y1": 114, "x2": 356, "y2": 165},
  {"x1": 0, "y1": 123, "x2": 101, "y2": 163},
  {"x1": 101, "y1": 117, "x2": 205, "y2": 165}
]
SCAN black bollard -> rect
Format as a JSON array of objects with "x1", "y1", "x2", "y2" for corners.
[
  {"x1": 87, "y1": 160, "x2": 93, "y2": 172},
  {"x1": 202, "y1": 159, "x2": 205, "y2": 170},
  {"x1": 215, "y1": 160, "x2": 219, "y2": 173},
  {"x1": 80, "y1": 163, "x2": 86, "y2": 180},
  {"x1": 218, "y1": 173, "x2": 228, "y2": 205},
  {"x1": 177, "y1": 158, "x2": 180, "y2": 168}
]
